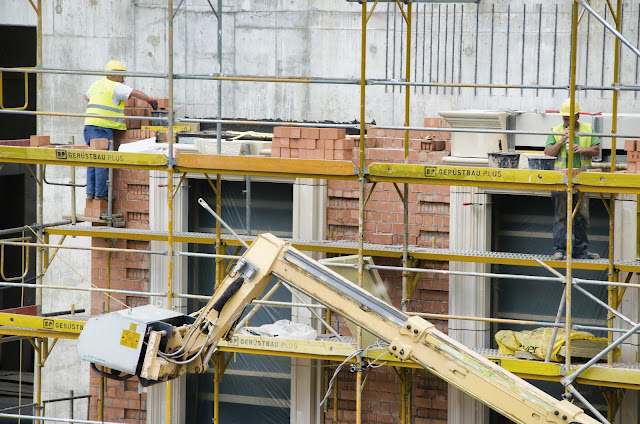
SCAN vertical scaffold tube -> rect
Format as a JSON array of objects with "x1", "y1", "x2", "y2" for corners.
[
  {"x1": 35, "y1": 3, "x2": 44, "y2": 422},
  {"x1": 607, "y1": 0, "x2": 622, "y2": 364},
  {"x1": 356, "y1": 3, "x2": 367, "y2": 424},
  {"x1": 565, "y1": 0, "x2": 580, "y2": 372},
  {"x1": 167, "y1": 0, "x2": 175, "y2": 422},
  {"x1": 402, "y1": 3, "x2": 412, "y2": 314}
]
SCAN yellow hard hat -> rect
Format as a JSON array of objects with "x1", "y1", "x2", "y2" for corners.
[
  {"x1": 105, "y1": 60, "x2": 126, "y2": 72},
  {"x1": 560, "y1": 98, "x2": 580, "y2": 116}
]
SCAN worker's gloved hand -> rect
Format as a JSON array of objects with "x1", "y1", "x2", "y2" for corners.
[{"x1": 149, "y1": 99, "x2": 159, "y2": 111}]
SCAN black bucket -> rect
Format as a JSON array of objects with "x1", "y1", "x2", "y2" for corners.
[
  {"x1": 488, "y1": 152, "x2": 520, "y2": 169},
  {"x1": 528, "y1": 156, "x2": 556, "y2": 170},
  {"x1": 151, "y1": 111, "x2": 168, "y2": 119}
]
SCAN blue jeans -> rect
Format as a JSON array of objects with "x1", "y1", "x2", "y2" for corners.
[
  {"x1": 551, "y1": 191, "x2": 590, "y2": 256},
  {"x1": 83, "y1": 125, "x2": 113, "y2": 197}
]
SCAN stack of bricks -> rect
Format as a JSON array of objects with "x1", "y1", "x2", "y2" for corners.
[
  {"x1": 625, "y1": 139, "x2": 640, "y2": 173},
  {"x1": 122, "y1": 97, "x2": 169, "y2": 142},
  {"x1": 365, "y1": 117, "x2": 451, "y2": 152},
  {"x1": 271, "y1": 127, "x2": 354, "y2": 160}
]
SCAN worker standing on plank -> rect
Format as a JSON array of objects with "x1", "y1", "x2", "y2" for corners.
[
  {"x1": 83, "y1": 60, "x2": 158, "y2": 200},
  {"x1": 544, "y1": 98, "x2": 600, "y2": 260}
]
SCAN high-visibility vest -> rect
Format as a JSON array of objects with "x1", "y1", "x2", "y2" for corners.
[
  {"x1": 84, "y1": 78, "x2": 126, "y2": 130},
  {"x1": 551, "y1": 122, "x2": 595, "y2": 170}
]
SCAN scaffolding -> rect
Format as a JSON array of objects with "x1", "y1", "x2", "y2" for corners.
[{"x1": 1, "y1": 1, "x2": 640, "y2": 423}]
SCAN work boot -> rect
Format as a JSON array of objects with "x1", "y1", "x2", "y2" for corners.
[
  {"x1": 87, "y1": 194, "x2": 95, "y2": 200},
  {"x1": 552, "y1": 251, "x2": 566, "y2": 260},
  {"x1": 95, "y1": 195, "x2": 108, "y2": 201},
  {"x1": 573, "y1": 251, "x2": 600, "y2": 260}
]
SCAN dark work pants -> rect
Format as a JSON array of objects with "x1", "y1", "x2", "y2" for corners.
[
  {"x1": 551, "y1": 191, "x2": 590, "y2": 256},
  {"x1": 83, "y1": 125, "x2": 113, "y2": 197}
]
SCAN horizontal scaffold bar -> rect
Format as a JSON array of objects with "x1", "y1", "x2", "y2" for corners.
[{"x1": 0, "y1": 146, "x2": 167, "y2": 170}]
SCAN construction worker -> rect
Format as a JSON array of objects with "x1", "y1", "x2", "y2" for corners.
[
  {"x1": 544, "y1": 98, "x2": 600, "y2": 260},
  {"x1": 83, "y1": 60, "x2": 158, "y2": 200}
]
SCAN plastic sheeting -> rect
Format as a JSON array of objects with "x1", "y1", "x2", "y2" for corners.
[
  {"x1": 495, "y1": 327, "x2": 619, "y2": 362},
  {"x1": 238, "y1": 319, "x2": 318, "y2": 340}
]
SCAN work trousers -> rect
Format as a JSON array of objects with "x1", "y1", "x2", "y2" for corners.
[
  {"x1": 551, "y1": 191, "x2": 590, "y2": 256},
  {"x1": 83, "y1": 125, "x2": 113, "y2": 197}
]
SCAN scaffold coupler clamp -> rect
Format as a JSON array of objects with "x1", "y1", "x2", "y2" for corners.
[{"x1": 387, "y1": 316, "x2": 435, "y2": 361}]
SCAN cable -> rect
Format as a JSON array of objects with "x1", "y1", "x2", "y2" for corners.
[{"x1": 320, "y1": 349, "x2": 363, "y2": 407}]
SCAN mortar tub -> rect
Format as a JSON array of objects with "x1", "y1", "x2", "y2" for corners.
[
  {"x1": 528, "y1": 156, "x2": 556, "y2": 171},
  {"x1": 487, "y1": 152, "x2": 521, "y2": 169}
]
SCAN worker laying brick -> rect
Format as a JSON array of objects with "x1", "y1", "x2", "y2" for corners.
[
  {"x1": 83, "y1": 60, "x2": 158, "y2": 200},
  {"x1": 543, "y1": 99, "x2": 600, "y2": 260}
]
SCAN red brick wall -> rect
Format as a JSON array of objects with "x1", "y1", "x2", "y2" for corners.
[
  {"x1": 85, "y1": 100, "x2": 160, "y2": 423},
  {"x1": 87, "y1": 117, "x2": 451, "y2": 423},
  {"x1": 271, "y1": 122, "x2": 451, "y2": 424}
]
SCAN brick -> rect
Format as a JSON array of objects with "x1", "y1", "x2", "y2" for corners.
[
  {"x1": 325, "y1": 139, "x2": 334, "y2": 151},
  {"x1": 325, "y1": 149, "x2": 334, "y2": 160},
  {"x1": 334, "y1": 150, "x2": 351, "y2": 160},
  {"x1": 289, "y1": 127, "x2": 302, "y2": 138},
  {"x1": 289, "y1": 138, "x2": 299, "y2": 149},
  {"x1": 559, "y1": 168, "x2": 581, "y2": 178},
  {"x1": 156, "y1": 98, "x2": 169, "y2": 109},
  {"x1": 30, "y1": 135, "x2": 50, "y2": 147},
  {"x1": 271, "y1": 147, "x2": 281, "y2": 157},
  {"x1": 629, "y1": 151, "x2": 640, "y2": 163},
  {"x1": 624, "y1": 139, "x2": 638, "y2": 151},
  {"x1": 300, "y1": 138, "x2": 316, "y2": 149},
  {"x1": 273, "y1": 137, "x2": 291, "y2": 147},
  {"x1": 319, "y1": 128, "x2": 346, "y2": 139},
  {"x1": 90, "y1": 138, "x2": 109, "y2": 150},
  {"x1": 273, "y1": 127, "x2": 287, "y2": 137},
  {"x1": 627, "y1": 162, "x2": 637, "y2": 173},
  {"x1": 424, "y1": 117, "x2": 442, "y2": 128},
  {"x1": 300, "y1": 127, "x2": 320, "y2": 139},
  {"x1": 335, "y1": 139, "x2": 347, "y2": 150},
  {"x1": 280, "y1": 148, "x2": 290, "y2": 158},
  {"x1": 310, "y1": 149, "x2": 325, "y2": 160}
]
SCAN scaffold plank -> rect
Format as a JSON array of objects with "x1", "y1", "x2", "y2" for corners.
[
  {"x1": 0, "y1": 146, "x2": 167, "y2": 170},
  {"x1": 367, "y1": 163, "x2": 567, "y2": 190},
  {"x1": 575, "y1": 171, "x2": 640, "y2": 194},
  {"x1": 175, "y1": 154, "x2": 358, "y2": 179},
  {"x1": 481, "y1": 349, "x2": 640, "y2": 390},
  {"x1": 2, "y1": 317, "x2": 638, "y2": 389},
  {"x1": 44, "y1": 225, "x2": 625, "y2": 271},
  {"x1": 0, "y1": 312, "x2": 84, "y2": 338}
]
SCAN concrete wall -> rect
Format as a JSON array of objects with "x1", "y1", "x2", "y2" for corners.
[{"x1": 4, "y1": 0, "x2": 640, "y2": 145}]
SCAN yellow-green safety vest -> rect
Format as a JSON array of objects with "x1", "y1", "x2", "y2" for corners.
[
  {"x1": 84, "y1": 78, "x2": 126, "y2": 130},
  {"x1": 551, "y1": 122, "x2": 594, "y2": 170}
]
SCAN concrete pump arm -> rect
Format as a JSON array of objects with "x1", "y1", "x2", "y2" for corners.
[{"x1": 78, "y1": 234, "x2": 599, "y2": 424}]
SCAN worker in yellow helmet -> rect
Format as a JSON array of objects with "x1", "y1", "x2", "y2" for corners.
[
  {"x1": 544, "y1": 98, "x2": 601, "y2": 260},
  {"x1": 83, "y1": 60, "x2": 159, "y2": 200}
]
